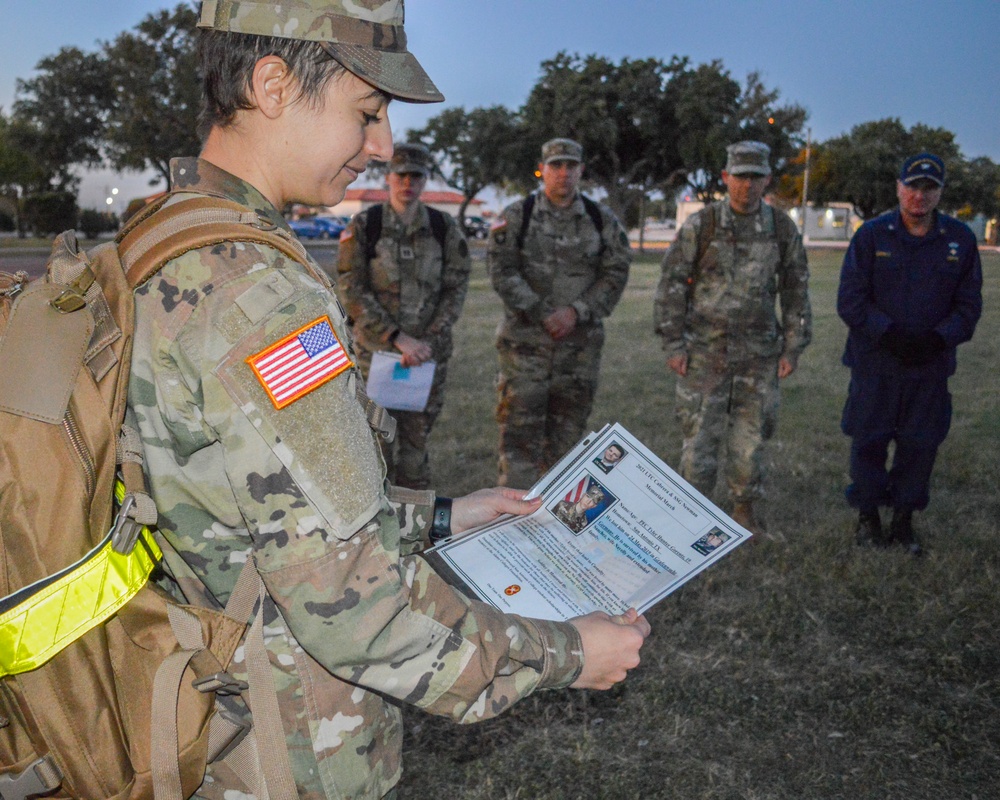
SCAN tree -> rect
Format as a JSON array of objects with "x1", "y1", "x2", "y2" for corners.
[
  {"x1": 408, "y1": 105, "x2": 521, "y2": 224},
  {"x1": 0, "y1": 113, "x2": 51, "y2": 236},
  {"x1": 12, "y1": 46, "x2": 113, "y2": 190},
  {"x1": 518, "y1": 52, "x2": 684, "y2": 217},
  {"x1": 956, "y1": 156, "x2": 1000, "y2": 220},
  {"x1": 810, "y1": 119, "x2": 970, "y2": 219},
  {"x1": 102, "y1": 3, "x2": 201, "y2": 187},
  {"x1": 667, "y1": 63, "x2": 806, "y2": 201},
  {"x1": 666, "y1": 60, "x2": 740, "y2": 201}
]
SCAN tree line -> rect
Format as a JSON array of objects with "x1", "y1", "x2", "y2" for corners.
[{"x1": 1, "y1": 3, "x2": 997, "y2": 236}]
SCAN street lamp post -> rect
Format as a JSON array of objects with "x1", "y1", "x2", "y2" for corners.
[{"x1": 799, "y1": 128, "x2": 811, "y2": 238}]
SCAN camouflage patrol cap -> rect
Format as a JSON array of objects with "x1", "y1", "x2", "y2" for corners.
[
  {"x1": 541, "y1": 138, "x2": 583, "y2": 164},
  {"x1": 197, "y1": 0, "x2": 444, "y2": 103},
  {"x1": 725, "y1": 141, "x2": 772, "y2": 176},
  {"x1": 389, "y1": 142, "x2": 433, "y2": 176}
]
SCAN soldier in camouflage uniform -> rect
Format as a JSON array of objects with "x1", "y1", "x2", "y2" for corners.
[
  {"x1": 654, "y1": 141, "x2": 811, "y2": 534},
  {"x1": 337, "y1": 142, "x2": 471, "y2": 489},
  {"x1": 553, "y1": 485, "x2": 605, "y2": 533},
  {"x1": 127, "y1": 3, "x2": 650, "y2": 799},
  {"x1": 489, "y1": 138, "x2": 632, "y2": 487}
]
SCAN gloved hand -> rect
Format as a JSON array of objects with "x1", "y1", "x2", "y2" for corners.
[
  {"x1": 880, "y1": 325, "x2": 914, "y2": 362},
  {"x1": 904, "y1": 331, "x2": 946, "y2": 366},
  {"x1": 881, "y1": 325, "x2": 946, "y2": 367}
]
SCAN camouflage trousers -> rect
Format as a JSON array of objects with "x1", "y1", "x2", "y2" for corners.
[
  {"x1": 381, "y1": 361, "x2": 449, "y2": 489},
  {"x1": 359, "y1": 353, "x2": 448, "y2": 490},
  {"x1": 674, "y1": 353, "x2": 780, "y2": 503},
  {"x1": 495, "y1": 328, "x2": 604, "y2": 488}
]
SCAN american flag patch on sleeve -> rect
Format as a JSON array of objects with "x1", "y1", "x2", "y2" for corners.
[{"x1": 247, "y1": 316, "x2": 353, "y2": 409}]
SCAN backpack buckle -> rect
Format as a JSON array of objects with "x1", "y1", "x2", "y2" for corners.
[
  {"x1": 0, "y1": 757, "x2": 63, "y2": 800},
  {"x1": 50, "y1": 289, "x2": 87, "y2": 314},
  {"x1": 252, "y1": 215, "x2": 278, "y2": 232},
  {"x1": 111, "y1": 494, "x2": 141, "y2": 555},
  {"x1": 193, "y1": 671, "x2": 249, "y2": 696}
]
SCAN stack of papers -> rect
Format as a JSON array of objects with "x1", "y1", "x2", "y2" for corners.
[{"x1": 426, "y1": 423, "x2": 751, "y2": 621}]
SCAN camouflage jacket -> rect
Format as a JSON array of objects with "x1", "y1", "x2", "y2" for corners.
[
  {"x1": 128, "y1": 158, "x2": 584, "y2": 800},
  {"x1": 337, "y1": 202, "x2": 471, "y2": 364},
  {"x1": 488, "y1": 191, "x2": 631, "y2": 346},
  {"x1": 654, "y1": 200, "x2": 812, "y2": 363}
]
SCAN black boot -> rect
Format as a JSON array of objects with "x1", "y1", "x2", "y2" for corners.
[
  {"x1": 855, "y1": 510, "x2": 885, "y2": 547},
  {"x1": 890, "y1": 509, "x2": 922, "y2": 556}
]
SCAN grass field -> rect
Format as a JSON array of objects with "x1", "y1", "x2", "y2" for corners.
[{"x1": 398, "y1": 247, "x2": 1000, "y2": 800}]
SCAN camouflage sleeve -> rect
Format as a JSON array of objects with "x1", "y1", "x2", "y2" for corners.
[
  {"x1": 487, "y1": 201, "x2": 550, "y2": 323},
  {"x1": 164, "y1": 253, "x2": 583, "y2": 717},
  {"x1": 336, "y1": 212, "x2": 398, "y2": 345},
  {"x1": 777, "y1": 217, "x2": 812, "y2": 359},
  {"x1": 571, "y1": 207, "x2": 631, "y2": 324},
  {"x1": 386, "y1": 484, "x2": 435, "y2": 556},
  {"x1": 424, "y1": 217, "x2": 472, "y2": 358},
  {"x1": 653, "y1": 215, "x2": 701, "y2": 354}
]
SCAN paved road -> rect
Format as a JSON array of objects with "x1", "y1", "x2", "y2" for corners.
[{"x1": 0, "y1": 242, "x2": 343, "y2": 282}]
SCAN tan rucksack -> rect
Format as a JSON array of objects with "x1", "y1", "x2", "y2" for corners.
[{"x1": 0, "y1": 195, "x2": 317, "y2": 800}]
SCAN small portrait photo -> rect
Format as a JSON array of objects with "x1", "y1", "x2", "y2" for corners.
[
  {"x1": 592, "y1": 441, "x2": 627, "y2": 474},
  {"x1": 691, "y1": 527, "x2": 731, "y2": 556},
  {"x1": 551, "y1": 474, "x2": 617, "y2": 535}
]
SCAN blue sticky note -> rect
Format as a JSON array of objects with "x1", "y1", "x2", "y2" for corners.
[{"x1": 392, "y1": 363, "x2": 411, "y2": 381}]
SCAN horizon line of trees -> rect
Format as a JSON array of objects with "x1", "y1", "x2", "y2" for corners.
[{"x1": 1, "y1": 2, "x2": 997, "y2": 237}]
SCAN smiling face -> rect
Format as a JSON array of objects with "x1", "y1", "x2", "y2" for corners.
[
  {"x1": 603, "y1": 445, "x2": 623, "y2": 465},
  {"x1": 277, "y1": 70, "x2": 394, "y2": 208}
]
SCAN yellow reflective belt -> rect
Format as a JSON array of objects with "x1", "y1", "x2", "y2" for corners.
[{"x1": 0, "y1": 482, "x2": 161, "y2": 677}]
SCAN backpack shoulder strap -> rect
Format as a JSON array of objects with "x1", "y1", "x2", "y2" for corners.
[
  {"x1": 695, "y1": 201, "x2": 717, "y2": 265},
  {"x1": 364, "y1": 204, "x2": 384, "y2": 263},
  {"x1": 580, "y1": 195, "x2": 606, "y2": 255},
  {"x1": 580, "y1": 195, "x2": 604, "y2": 234},
  {"x1": 427, "y1": 206, "x2": 449, "y2": 260},
  {"x1": 516, "y1": 193, "x2": 537, "y2": 250},
  {"x1": 118, "y1": 195, "x2": 314, "y2": 290}
]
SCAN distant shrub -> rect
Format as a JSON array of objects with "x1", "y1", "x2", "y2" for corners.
[{"x1": 22, "y1": 192, "x2": 78, "y2": 236}]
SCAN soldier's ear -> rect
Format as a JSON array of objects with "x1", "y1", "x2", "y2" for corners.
[{"x1": 251, "y1": 56, "x2": 298, "y2": 119}]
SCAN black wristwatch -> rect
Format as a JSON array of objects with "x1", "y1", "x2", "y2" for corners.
[{"x1": 430, "y1": 496, "x2": 452, "y2": 544}]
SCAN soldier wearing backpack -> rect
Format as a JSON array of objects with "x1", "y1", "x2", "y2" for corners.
[
  {"x1": 488, "y1": 138, "x2": 632, "y2": 487},
  {"x1": 336, "y1": 142, "x2": 471, "y2": 489},
  {"x1": 120, "y1": 3, "x2": 650, "y2": 800},
  {"x1": 654, "y1": 141, "x2": 812, "y2": 535}
]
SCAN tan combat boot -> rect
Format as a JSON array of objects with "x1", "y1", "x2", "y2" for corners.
[{"x1": 731, "y1": 501, "x2": 764, "y2": 537}]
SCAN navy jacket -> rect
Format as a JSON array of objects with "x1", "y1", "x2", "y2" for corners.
[{"x1": 837, "y1": 209, "x2": 982, "y2": 378}]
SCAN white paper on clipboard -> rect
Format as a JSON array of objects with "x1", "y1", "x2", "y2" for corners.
[{"x1": 365, "y1": 351, "x2": 435, "y2": 411}]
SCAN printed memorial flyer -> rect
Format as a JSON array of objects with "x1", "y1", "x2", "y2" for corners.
[{"x1": 426, "y1": 424, "x2": 752, "y2": 622}]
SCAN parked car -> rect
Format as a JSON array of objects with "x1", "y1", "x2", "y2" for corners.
[
  {"x1": 463, "y1": 216, "x2": 490, "y2": 239},
  {"x1": 313, "y1": 216, "x2": 345, "y2": 238},
  {"x1": 288, "y1": 216, "x2": 344, "y2": 240},
  {"x1": 288, "y1": 218, "x2": 325, "y2": 240}
]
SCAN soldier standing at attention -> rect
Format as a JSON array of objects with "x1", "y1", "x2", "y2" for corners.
[
  {"x1": 128, "y1": 3, "x2": 650, "y2": 799},
  {"x1": 654, "y1": 141, "x2": 811, "y2": 534},
  {"x1": 837, "y1": 153, "x2": 981, "y2": 555},
  {"x1": 489, "y1": 138, "x2": 631, "y2": 487},
  {"x1": 337, "y1": 142, "x2": 471, "y2": 488}
]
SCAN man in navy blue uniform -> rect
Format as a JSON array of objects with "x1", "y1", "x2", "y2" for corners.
[{"x1": 837, "y1": 153, "x2": 982, "y2": 555}]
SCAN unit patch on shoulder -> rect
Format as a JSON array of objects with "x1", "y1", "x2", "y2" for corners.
[{"x1": 247, "y1": 316, "x2": 352, "y2": 409}]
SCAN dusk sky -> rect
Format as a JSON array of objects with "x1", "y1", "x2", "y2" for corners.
[{"x1": 3, "y1": 0, "x2": 998, "y2": 209}]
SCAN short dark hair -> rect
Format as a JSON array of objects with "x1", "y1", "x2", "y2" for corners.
[{"x1": 197, "y1": 30, "x2": 345, "y2": 139}]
